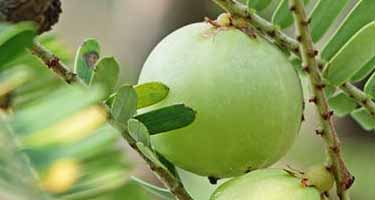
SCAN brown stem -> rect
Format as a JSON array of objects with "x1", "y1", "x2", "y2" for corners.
[
  {"x1": 31, "y1": 42, "x2": 77, "y2": 83},
  {"x1": 289, "y1": 0, "x2": 353, "y2": 199},
  {"x1": 30, "y1": 42, "x2": 193, "y2": 200}
]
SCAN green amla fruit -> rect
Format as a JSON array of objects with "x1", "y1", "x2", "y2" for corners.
[
  {"x1": 139, "y1": 22, "x2": 303, "y2": 178},
  {"x1": 210, "y1": 169, "x2": 320, "y2": 200},
  {"x1": 303, "y1": 165, "x2": 334, "y2": 193}
]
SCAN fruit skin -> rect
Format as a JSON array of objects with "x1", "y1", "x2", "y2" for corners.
[
  {"x1": 211, "y1": 169, "x2": 320, "y2": 200},
  {"x1": 139, "y1": 22, "x2": 303, "y2": 178},
  {"x1": 303, "y1": 165, "x2": 334, "y2": 193}
]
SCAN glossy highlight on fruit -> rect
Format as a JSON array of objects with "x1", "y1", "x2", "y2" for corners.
[
  {"x1": 139, "y1": 22, "x2": 303, "y2": 178},
  {"x1": 211, "y1": 169, "x2": 320, "y2": 200}
]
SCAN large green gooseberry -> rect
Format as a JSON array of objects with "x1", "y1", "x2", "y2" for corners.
[
  {"x1": 139, "y1": 22, "x2": 303, "y2": 178},
  {"x1": 210, "y1": 169, "x2": 321, "y2": 200}
]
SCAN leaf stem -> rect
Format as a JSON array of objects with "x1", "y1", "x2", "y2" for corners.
[
  {"x1": 288, "y1": 0, "x2": 352, "y2": 199},
  {"x1": 30, "y1": 42, "x2": 193, "y2": 200},
  {"x1": 212, "y1": 0, "x2": 375, "y2": 118}
]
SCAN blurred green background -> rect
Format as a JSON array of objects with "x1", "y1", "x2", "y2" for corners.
[{"x1": 0, "y1": 0, "x2": 373, "y2": 200}]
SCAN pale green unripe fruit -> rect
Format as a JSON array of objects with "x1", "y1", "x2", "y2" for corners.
[
  {"x1": 139, "y1": 22, "x2": 303, "y2": 178},
  {"x1": 210, "y1": 169, "x2": 320, "y2": 200},
  {"x1": 303, "y1": 165, "x2": 334, "y2": 192}
]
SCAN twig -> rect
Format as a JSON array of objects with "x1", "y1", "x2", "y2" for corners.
[
  {"x1": 289, "y1": 0, "x2": 353, "y2": 199},
  {"x1": 30, "y1": 42, "x2": 193, "y2": 200},
  {"x1": 340, "y1": 83, "x2": 375, "y2": 116},
  {"x1": 212, "y1": 0, "x2": 375, "y2": 118},
  {"x1": 31, "y1": 42, "x2": 77, "y2": 83}
]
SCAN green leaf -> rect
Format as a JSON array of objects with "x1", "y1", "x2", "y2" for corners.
[
  {"x1": 135, "y1": 142, "x2": 165, "y2": 168},
  {"x1": 364, "y1": 71, "x2": 375, "y2": 98},
  {"x1": 135, "y1": 82, "x2": 169, "y2": 109},
  {"x1": 322, "y1": 0, "x2": 375, "y2": 61},
  {"x1": 91, "y1": 57, "x2": 120, "y2": 97},
  {"x1": 324, "y1": 85, "x2": 336, "y2": 98},
  {"x1": 74, "y1": 39, "x2": 101, "y2": 84},
  {"x1": 328, "y1": 92, "x2": 357, "y2": 117},
  {"x1": 309, "y1": 0, "x2": 350, "y2": 42},
  {"x1": 323, "y1": 22, "x2": 375, "y2": 86},
  {"x1": 131, "y1": 177, "x2": 174, "y2": 200},
  {"x1": 247, "y1": 0, "x2": 273, "y2": 11},
  {"x1": 10, "y1": 84, "x2": 104, "y2": 136},
  {"x1": 0, "y1": 22, "x2": 37, "y2": 67},
  {"x1": 351, "y1": 108, "x2": 375, "y2": 131},
  {"x1": 272, "y1": 0, "x2": 310, "y2": 29},
  {"x1": 111, "y1": 85, "x2": 137, "y2": 129},
  {"x1": 351, "y1": 57, "x2": 375, "y2": 83},
  {"x1": 135, "y1": 104, "x2": 196, "y2": 135},
  {"x1": 0, "y1": 65, "x2": 34, "y2": 97},
  {"x1": 0, "y1": 117, "x2": 50, "y2": 200},
  {"x1": 127, "y1": 119, "x2": 151, "y2": 147}
]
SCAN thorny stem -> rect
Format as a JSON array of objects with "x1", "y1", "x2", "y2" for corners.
[
  {"x1": 31, "y1": 42, "x2": 77, "y2": 83},
  {"x1": 212, "y1": 0, "x2": 356, "y2": 199},
  {"x1": 289, "y1": 0, "x2": 352, "y2": 199},
  {"x1": 212, "y1": 0, "x2": 375, "y2": 118},
  {"x1": 30, "y1": 42, "x2": 193, "y2": 200},
  {"x1": 340, "y1": 83, "x2": 375, "y2": 117}
]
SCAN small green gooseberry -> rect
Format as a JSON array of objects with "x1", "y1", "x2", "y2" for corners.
[
  {"x1": 303, "y1": 165, "x2": 334, "y2": 193},
  {"x1": 210, "y1": 169, "x2": 321, "y2": 200}
]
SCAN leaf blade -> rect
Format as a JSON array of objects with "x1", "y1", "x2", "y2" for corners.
[
  {"x1": 351, "y1": 108, "x2": 375, "y2": 131},
  {"x1": 328, "y1": 92, "x2": 357, "y2": 117},
  {"x1": 0, "y1": 22, "x2": 37, "y2": 67},
  {"x1": 91, "y1": 57, "x2": 120, "y2": 97},
  {"x1": 135, "y1": 104, "x2": 196, "y2": 135},
  {"x1": 351, "y1": 57, "x2": 375, "y2": 83},
  {"x1": 323, "y1": 22, "x2": 375, "y2": 86},
  {"x1": 111, "y1": 85, "x2": 138, "y2": 129},
  {"x1": 131, "y1": 177, "x2": 174, "y2": 200},
  {"x1": 127, "y1": 119, "x2": 151, "y2": 147},
  {"x1": 74, "y1": 39, "x2": 101, "y2": 84},
  {"x1": 247, "y1": 0, "x2": 273, "y2": 11},
  {"x1": 309, "y1": 0, "x2": 350, "y2": 42},
  {"x1": 364, "y1": 71, "x2": 375, "y2": 98},
  {"x1": 322, "y1": 0, "x2": 375, "y2": 61},
  {"x1": 135, "y1": 82, "x2": 169, "y2": 109}
]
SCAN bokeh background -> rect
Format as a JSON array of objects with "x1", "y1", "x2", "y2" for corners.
[{"x1": 42, "y1": 0, "x2": 375, "y2": 199}]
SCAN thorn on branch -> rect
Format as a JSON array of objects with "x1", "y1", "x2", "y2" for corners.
[
  {"x1": 297, "y1": 35, "x2": 303, "y2": 42},
  {"x1": 309, "y1": 96, "x2": 318, "y2": 104},
  {"x1": 303, "y1": 64, "x2": 310, "y2": 73},
  {"x1": 322, "y1": 111, "x2": 334, "y2": 120},
  {"x1": 47, "y1": 57, "x2": 60, "y2": 68},
  {"x1": 307, "y1": 49, "x2": 319, "y2": 57},
  {"x1": 289, "y1": 5, "x2": 297, "y2": 12},
  {"x1": 300, "y1": 18, "x2": 311, "y2": 26},
  {"x1": 315, "y1": 129, "x2": 324, "y2": 136},
  {"x1": 329, "y1": 146, "x2": 340, "y2": 154},
  {"x1": 343, "y1": 176, "x2": 355, "y2": 190},
  {"x1": 315, "y1": 83, "x2": 326, "y2": 90}
]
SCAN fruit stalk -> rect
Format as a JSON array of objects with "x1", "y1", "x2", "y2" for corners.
[
  {"x1": 212, "y1": 0, "x2": 375, "y2": 120},
  {"x1": 31, "y1": 41, "x2": 193, "y2": 200},
  {"x1": 289, "y1": 0, "x2": 353, "y2": 199}
]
